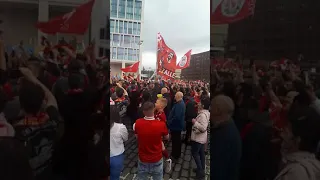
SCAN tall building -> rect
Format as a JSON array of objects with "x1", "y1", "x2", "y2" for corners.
[
  {"x1": 227, "y1": 1, "x2": 320, "y2": 61},
  {"x1": 110, "y1": 0, "x2": 144, "y2": 77},
  {"x1": 0, "y1": 0, "x2": 105, "y2": 55},
  {"x1": 180, "y1": 51, "x2": 210, "y2": 81}
]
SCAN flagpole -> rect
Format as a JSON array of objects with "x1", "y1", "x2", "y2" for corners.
[{"x1": 155, "y1": 33, "x2": 158, "y2": 79}]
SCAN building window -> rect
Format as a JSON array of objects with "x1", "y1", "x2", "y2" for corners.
[
  {"x1": 119, "y1": 20, "x2": 124, "y2": 33},
  {"x1": 112, "y1": 47, "x2": 117, "y2": 59},
  {"x1": 124, "y1": 35, "x2": 130, "y2": 47},
  {"x1": 128, "y1": 48, "x2": 134, "y2": 60},
  {"x1": 118, "y1": 0, "x2": 126, "y2": 18},
  {"x1": 117, "y1": 48, "x2": 124, "y2": 59},
  {"x1": 133, "y1": 22, "x2": 137, "y2": 35},
  {"x1": 124, "y1": 21, "x2": 128, "y2": 34},
  {"x1": 128, "y1": 22, "x2": 133, "y2": 34},
  {"x1": 113, "y1": 34, "x2": 120, "y2": 46},
  {"x1": 115, "y1": 20, "x2": 119, "y2": 33},
  {"x1": 111, "y1": 0, "x2": 117, "y2": 17},
  {"x1": 124, "y1": 48, "x2": 128, "y2": 60},
  {"x1": 137, "y1": 23, "x2": 141, "y2": 35},
  {"x1": 135, "y1": 36, "x2": 140, "y2": 48},
  {"x1": 126, "y1": 0, "x2": 134, "y2": 19},
  {"x1": 100, "y1": 28, "x2": 105, "y2": 40},
  {"x1": 110, "y1": 20, "x2": 115, "y2": 33},
  {"x1": 134, "y1": 1, "x2": 142, "y2": 20},
  {"x1": 99, "y1": 47, "x2": 104, "y2": 57}
]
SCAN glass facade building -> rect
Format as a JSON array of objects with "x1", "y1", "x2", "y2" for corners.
[{"x1": 110, "y1": 0, "x2": 143, "y2": 63}]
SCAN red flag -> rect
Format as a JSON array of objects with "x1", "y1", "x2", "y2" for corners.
[
  {"x1": 211, "y1": 0, "x2": 256, "y2": 24},
  {"x1": 176, "y1": 50, "x2": 192, "y2": 69},
  {"x1": 36, "y1": 0, "x2": 95, "y2": 35},
  {"x1": 121, "y1": 61, "x2": 139, "y2": 72},
  {"x1": 157, "y1": 33, "x2": 177, "y2": 71}
]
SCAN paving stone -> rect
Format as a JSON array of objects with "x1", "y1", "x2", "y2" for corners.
[
  {"x1": 172, "y1": 171, "x2": 179, "y2": 179},
  {"x1": 122, "y1": 168, "x2": 131, "y2": 175},
  {"x1": 180, "y1": 177, "x2": 188, "y2": 180},
  {"x1": 182, "y1": 161, "x2": 190, "y2": 169},
  {"x1": 124, "y1": 159, "x2": 130, "y2": 165},
  {"x1": 128, "y1": 153, "x2": 136, "y2": 159},
  {"x1": 130, "y1": 167, "x2": 137, "y2": 173},
  {"x1": 164, "y1": 173, "x2": 170, "y2": 180},
  {"x1": 174, "y1": 164, "x2": 181, "y2": 171},
  {"x1": 181, "y1": 169, "x2": 189, "y2": 177},
  {"x1": 184, "y1": 154, "x2": 191, "y2": 161},
  {"x1": 128, "y1": 161, "x2": 135, "y2": 168},
  {"x1": 185, "y1": 149, "x2": 191, "y2": 155}
]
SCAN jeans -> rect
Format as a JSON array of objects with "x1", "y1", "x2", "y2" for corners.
[
  {"x1": 191, "y1": 141, "x2": 205, "y2": 174},
  {"x1": 171, "y1": 131, "x2": 182, "y2": 159},
  {"x1": 110, "y1": 153, "x2": 124, "y2": 180},
  {"x1": 137, "y1": 158, "x2": 163, "y2": 180}
]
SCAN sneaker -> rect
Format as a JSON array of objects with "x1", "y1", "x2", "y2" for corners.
[{"x1": 165, "y1": 158, "x2": 172, "y2": 173}]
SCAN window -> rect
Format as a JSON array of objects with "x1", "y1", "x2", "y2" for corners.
[
  {"x1": 115, "y1": 20, "x2": 119, "y2": 33},
  {"x1": 118, "y1": 0, "x2": 125, "y2": 18},
  {"x1": 135, "y1": 36, "x2": 140, "y2": 48},
  {"x1": 112, "y1": 47, "x2": 117, "y2": 59},
  {"x1": 133, "y1": 22, "x2": 137, "y2": 35},
  {"x1": 117, "y1": 48, "x2": 124, "y2": 59},
  {"x1": 119, "y1": 21, "x2": 124, "y2": 33},
  {"x1": 100, "y1": 28, "x2": 105, "y2": 40},
  {"x1": 134, "y1": 1, "x2": 142, "y2": 20},
  {"x1": 124, "y1": 35, "x2": 131, "y2": 47},
  {"x1": 113, "y1": 34, "x2": 120, "y2": 46},
  {"x1": 110, "y1": 20, "x2": 115, "y2": 33},
  {"x1": 119, "y1": 35, "x2": 123, "y2": 46},
  {"x1": 124, "y1": 21, "x2": 128, "y2": 34},
  {"x1": 128, "y1": 49, "x2": 134, "y2": 60},
  {"x1": 124, "y1": 48, "x2": 128, "y2": 60},
  {"x1": 137, "y1": 23, "x2": 141, "y2": 35},
  {"x1": 111, "y1": 0, "x2": 117, "y2": 17},
  {"x1": 128, "y1": 22, "x2": 133, "y2": 34},
  {"x1": 126, "y1": 0, "x2": 134, "y2": 19},
  {"x1": 99, "y1": 47, "x2": 104, "y2": 57}
]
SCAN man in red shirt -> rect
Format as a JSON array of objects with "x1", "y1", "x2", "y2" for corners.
[{"x1": 133, "y1": 102, "x2": 169, "y2": 180}]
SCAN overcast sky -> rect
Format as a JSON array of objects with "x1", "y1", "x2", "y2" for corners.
[{"x1": 141, "y1": 0, "x2": 210, "y2": 69}]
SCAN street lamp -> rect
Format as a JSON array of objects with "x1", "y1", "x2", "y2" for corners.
[{"x1": 137, "y1": 40, "x2": 143, "y2": 76}]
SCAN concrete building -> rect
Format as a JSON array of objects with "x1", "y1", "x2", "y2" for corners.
[
  {"x1": 181, "y1": 51, "x2": 210, "y2": 81},
  {"x1": 0, "y1": 0, "x2": 107, "y2": 56},
  {"x1": 110, "y1": 0, "x2": 144, "y2": 77}
]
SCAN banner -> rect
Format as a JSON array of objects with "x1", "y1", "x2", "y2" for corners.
[
  {"x1": 36, "y1": 0, "x2": 95, "y2": 35},
  {"x1": 157, "y1": 33, "x2": 177, "y2": 80},
  {"x1": 176, "y1": 49, "x2": 192, "y2": 69},
  {"x1": 121, "y1": 61, "x2": 139, "y2": 72},
  {"x1": 212, "y1": 58, "x2": 241, "y2": 72},
  {"x1": 211, "y1": 0, "x2": 256, "y2": 24}
]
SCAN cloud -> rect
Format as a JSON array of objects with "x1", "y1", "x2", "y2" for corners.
[{"x1": 141, "y1": 0, "x2": 210, "y2": 69}]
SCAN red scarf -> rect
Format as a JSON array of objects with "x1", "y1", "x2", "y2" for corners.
[{"x1": 23, "y1": 113, "x2": 48, "y2": 126}]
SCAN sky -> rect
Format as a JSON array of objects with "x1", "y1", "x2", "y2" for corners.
[{"x1": 141, "y1": 0, "x2": 210, "y2": 69}]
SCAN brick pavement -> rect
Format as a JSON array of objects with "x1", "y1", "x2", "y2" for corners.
[{"x1": 119, "y1": 129, "x2": 210, "y2": 180}]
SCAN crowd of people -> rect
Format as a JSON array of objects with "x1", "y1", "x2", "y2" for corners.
[
  {"x1": 110, "y1": 78, "x2": 210, "y2": 180},
  {"x1": 210, "y1": 63, "x2": 320, "y2": 180},
  {"x1": 0, "y1": 38, "x2": 109, "y2": 180}
]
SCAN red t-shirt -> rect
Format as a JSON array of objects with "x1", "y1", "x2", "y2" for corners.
[
  {"x1": 155, "y1": 111, "x2": 166, "y2": 123},
  {"x1": 134, "y1": 117, "x2": 168, "y2": 163}
]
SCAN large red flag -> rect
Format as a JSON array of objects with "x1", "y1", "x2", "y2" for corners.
[
  {"x1": 157, "y1": 33, "x2": 177, "y2": 71},
  {"x1": 121, "y1": 61, "x2": 139, "y2": 72},
  {"x1": 211, "y1": 0, "x2": 256, "y2": 24},
  {"x1": 176, "y1": 50, "x2": 192, "y2": 69},
  {"x1": 36, "y1": 0, "x2": 95, "y2": 35}
]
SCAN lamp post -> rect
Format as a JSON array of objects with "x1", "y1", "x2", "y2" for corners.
[{"x1": 138, "y1": 40, "x2": 143, "y2": 76}]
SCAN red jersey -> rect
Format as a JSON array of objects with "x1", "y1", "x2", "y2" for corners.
[
  {"x1": 155, "y1": 111, "x2": 166, "y2": 123},
  {"x1": 134, "y1": 117, "x2": 168, "y2": 163}
]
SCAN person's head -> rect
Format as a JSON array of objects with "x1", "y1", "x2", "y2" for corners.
[
  {"x1": 142, "y1": 90, "x2": 151, "y2": 102},
  {"x1": 115, "y1": 87, "x2": 124, "y2": 98},
  {"x1": 19, "y1": 80, "x2": 45, "y2": 115},
  {"x1": 161, "y1": 87, "x2": 168, "y2": 94},
  {"x1": 68, "y1": 74, "x2": 83, "y2": 90},
  {"x1": 110, "y1": 102, "x2": 120, "y2": 129},
  {"x1": 211, "y1": 95, "x2": 234, "y2": 125},
  {"x1": 142, "y1": 102, "x2": 155, "y2": 117},
  {"x1": 175, "y1": 91, "x2": 183, "y2": 102},
  {"x1": 198, "y1": 97, "x2": 210, "y2": 111},
  {"x1": 285, "y1": 106, "x2": 320, "y2": 153},
  {"x1": 149, "y1": 83, "x2": 155, "y2": 89},
  {"x1": 155, "y1": 98, "x2": 167, "y2": 111},
  {"x1": 68, "y1": 59, "x2": 83, "y2": 73}
]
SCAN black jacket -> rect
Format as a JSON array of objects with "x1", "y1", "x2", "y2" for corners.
[{"x1": 162, "y1": 93, "x2": 171, "y2": 118}]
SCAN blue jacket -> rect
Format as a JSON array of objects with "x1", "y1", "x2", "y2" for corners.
[{"x1": 168, "y1": 100, "x2": 185, "y2": 131}]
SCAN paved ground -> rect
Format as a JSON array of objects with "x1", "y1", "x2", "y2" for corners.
[{"x1": 119, "y1": 128, "x2": 210, "y2": 180}]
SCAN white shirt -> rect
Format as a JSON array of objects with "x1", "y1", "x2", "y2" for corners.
[{"x1": 110, "y1": 123, "x2": 128, "y2": 157}]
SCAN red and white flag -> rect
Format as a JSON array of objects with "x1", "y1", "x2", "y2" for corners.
[
  {"x1": 36, "y1": 0, "x2": 95, "y2": 35},
  {"x1": 211, "y1": 0, "x2": 256, "y2": 24},
  {"x1": 157, "y1": 32, "x2": 177, "y2": 71},
  {"x1": 176, "y1": 50, "x2": 192, "y2": 69},
  {"x1": 121, "y1": 61, "x2": 139, "y2": 72}
]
